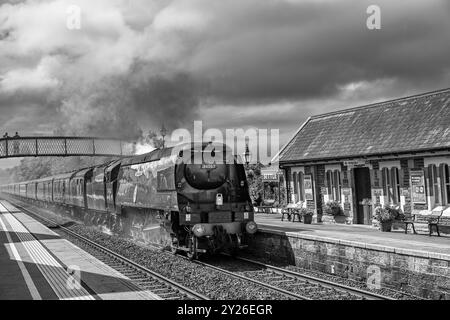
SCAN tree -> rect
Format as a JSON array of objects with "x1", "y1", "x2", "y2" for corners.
[{"x1": 246, "y1": 162, "x2": 286, "y2": 206}]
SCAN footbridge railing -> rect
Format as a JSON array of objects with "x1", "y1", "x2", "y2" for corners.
[{"x1": 0, "y1": 136, "x2": 134, "y2": 158}]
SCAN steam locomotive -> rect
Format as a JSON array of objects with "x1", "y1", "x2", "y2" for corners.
[{"x1": 0, "y1": 142, "x2": 257, "y2": 259}]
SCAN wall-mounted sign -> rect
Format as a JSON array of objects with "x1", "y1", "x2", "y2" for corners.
[
  {"x1": 372, "y1": 188, "x2": 383, "y2": 197},
  {"x1": 304, "y1": 174, "x2": 314, "y2": 200},
  {"x1": 342, "y1": 187, "x2": 352, "y2": 209},
  {"x1": 410, "y1": 170, "x2": 426, "y2": 204},
  {"x1": 261, "y1": 168, "x2": 280, "y2": 182},
  {"x1": 343, "y1": 160, "x2": 369, "y2": 168}
]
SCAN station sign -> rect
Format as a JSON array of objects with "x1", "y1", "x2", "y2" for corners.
[
  {"x1": 343, "y1": 160, "x2": 369, "y2": 168},
  {"x1": 261, "y1": 168, "x2": 282, "y2": 182}
]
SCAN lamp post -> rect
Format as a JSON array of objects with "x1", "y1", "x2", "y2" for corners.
[
  {"x1": 160, "y1": 124, "x2": 167, "y2": 149},
  {"x1": 243, "y1": 143, "x2": 251, "y2": 168}
]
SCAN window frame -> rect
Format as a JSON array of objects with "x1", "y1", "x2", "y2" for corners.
[
  {"x1": 326, "y1": 169, "x2": 341, "y2": 202},
  {"x1": 429, "y1": 164, "x2": 441, "y2": 205}
]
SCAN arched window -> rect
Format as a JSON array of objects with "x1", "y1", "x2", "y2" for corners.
[
  {"x1": 391, "y1": 167, "x2": 400, "y2": 204},
  {"x1": 292, "y1": 172, "x2": 298, "y2": 202},
  {"x1": 298, "y1": 172, "x2": 305, "y2": 201},
  {"x1": 326, "y1": 170, "x2": 341, "y2": 201},
  {"x1": 326, "y1": 170, "x2": 332, "y2": 197},
  {"x1": 382, "y1": 167, "x2": 400, "y2": 204},
  {"x1": 444, "y1": 164, "x2": 450, "y2": 205},
  {"x1": 429, "y1": 164, "x2": 441, "y2": 205},
  {"x1": 333, "y1": 170, "x2": 341, "y2": 202}
]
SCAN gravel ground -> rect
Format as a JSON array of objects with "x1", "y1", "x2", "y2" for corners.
[{"x1": 204, "y1": 256, "x2": 362, "y2": 300}]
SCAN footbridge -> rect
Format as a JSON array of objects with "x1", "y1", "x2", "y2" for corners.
[{"x1": 0, "y1": 136, "x2": 134, "y2": 158}]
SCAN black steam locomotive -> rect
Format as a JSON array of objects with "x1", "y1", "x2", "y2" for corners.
[{"x1": 0, "y1": 142, "x2": 257, "y2": 259}]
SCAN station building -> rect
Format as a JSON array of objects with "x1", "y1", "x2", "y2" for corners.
[{"x1": 277, "y1": 88, "x2": 450, "y2": 225}]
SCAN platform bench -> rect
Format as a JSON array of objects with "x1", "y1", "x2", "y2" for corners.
[
  {"x1": 403, "y1": 210, "x2": 444, "y2": 236},
  {"x1": 281, "y1": 203, "x2": 303, "y2": 222},
  {"x1": 255, "y1": 206, "x2": 276, "y2": 214}
]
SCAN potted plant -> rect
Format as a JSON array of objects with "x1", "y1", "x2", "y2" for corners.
[
  {"x1": 323, "y1": 200, "x2": 345, "y2": 223},
  {"x1": 373, "y1": 205, "x2": 396, "y2": 232},
  {"x1": 387, "y1": 205, "x2": 404, "y2": 221},
  {"x1": 299, "y1": 208, "x2": 313, "y2": 224},
  {"x1": 324, "y1": 200, "x2": 343, "y2": 215}
]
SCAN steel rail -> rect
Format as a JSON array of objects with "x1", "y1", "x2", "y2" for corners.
[
  {"x1": 234, "y1": 256, "x2": 396, "y2": 300},
  {"x1": 192, "y1": 258, "x2": 311, "y2": 300}
]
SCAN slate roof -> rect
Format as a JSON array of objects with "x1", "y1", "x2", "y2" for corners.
[{"x1": 279, "y1": 88, "x2": 450, "y2": 163}]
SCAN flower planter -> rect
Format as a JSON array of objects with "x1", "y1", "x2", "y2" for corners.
[
  {"x1": 303, "y1": 215, "x2": 313, "y2": 224},
  {"x1": 333, "y1": 215, "x2": 347, "y2": 224},
  {"x1": 380, "y1": 221, "x2": 393, "y2": 232}
]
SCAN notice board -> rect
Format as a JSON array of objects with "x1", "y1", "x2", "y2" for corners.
[{"x1": 410, "y1": 169, "x2": 426, "y2": 204}]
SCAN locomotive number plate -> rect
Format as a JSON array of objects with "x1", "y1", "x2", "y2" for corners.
[
  {"x1": 186, "y1": 214, "x2": 191, "y2": 222},
  {"x1": 244, "y1": 212, "x2": 249, "y2": 219},
  {"x1": 201, "y1": 164, "x2": 216, "y2": 169}
]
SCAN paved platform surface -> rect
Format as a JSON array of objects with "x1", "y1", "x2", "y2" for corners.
[
  {"x1": 0, "y1": 200, "x2": 161, "y2": 300},
  {"x1": 255, "y1": 213, "x2": 450, "y2": 260}
]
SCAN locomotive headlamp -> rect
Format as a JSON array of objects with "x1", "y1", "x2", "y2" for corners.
[
  {"x1": 193, "y1": 224, "x2": 206, "y2": 237},
  {"x1": 245, "y1": 221, "x2": 257, "y2": 234},
  {"x1": 185, "y1": 203, "x2": 191, "y2": 213}
]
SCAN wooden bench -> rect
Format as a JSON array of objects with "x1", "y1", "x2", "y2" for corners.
[
  {"x1": 281, "y1": 203, "x2": 303, "y2": 222},
  {"x1": 403, "y1": 209, "x2": 444, "y2": 236},
  {"x1": 254, "y1": 205, "x2": 275, "y2": 213}
]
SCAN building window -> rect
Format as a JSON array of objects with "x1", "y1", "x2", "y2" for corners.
[
  {"x1": 391, "y1": 167, "x2": 400, "y2": 204},
  {"x1": 298, "y1": 172, "x2": 305, "y2": 201},
  {"x1": 326, "y1": 170, "x2": 341, "y2": 202},
  {"x1": 429, "y1": 164, "x2": 441, "y2": 205},
  {"x1": 382, "y1": 167, "x2": 400, "y2": 204},
  {"x1": 444, "y1": 164, "x2": 450, "y2": 205},
  {"x1": 292, "y1": 172, "x2": 298, "y2": 202}
]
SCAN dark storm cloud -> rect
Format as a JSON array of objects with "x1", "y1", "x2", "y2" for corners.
[
  {"x1": 0, "y1": 0, "x2": 449, "y2": 145},
  {"x1": 188, "y1": 0, "x2": 450, "y2": 104}
]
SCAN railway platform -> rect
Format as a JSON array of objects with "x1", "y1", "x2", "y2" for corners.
[
  {"x1": 0, "y1": 200, "x2": 161, "y2": 300},
  {"x1": 255, "y1": 213, "x2": 450, "y2": 257},
  {"x1": 253, "y1": 213, "x2": 450, "y2": 299}
]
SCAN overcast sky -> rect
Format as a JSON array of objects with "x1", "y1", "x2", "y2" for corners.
[{"x1": 1, "y1": 0, "x2": 450, "y2": 167}]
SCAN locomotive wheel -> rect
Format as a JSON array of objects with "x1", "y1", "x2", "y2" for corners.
[
  {"x1": 227, "y1": 234, "x2": 238, "y2": 257},
  {"x1": 186, "y1": 235, "x2": 197, "y2": 260}
]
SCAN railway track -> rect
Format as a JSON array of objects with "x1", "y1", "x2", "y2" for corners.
[
  {"x1": 195, "y1": 255, "x2": 395, "y2": 300},
  {"x1": 2, "y1": 200, "x2": 208, "y2": 301}
]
